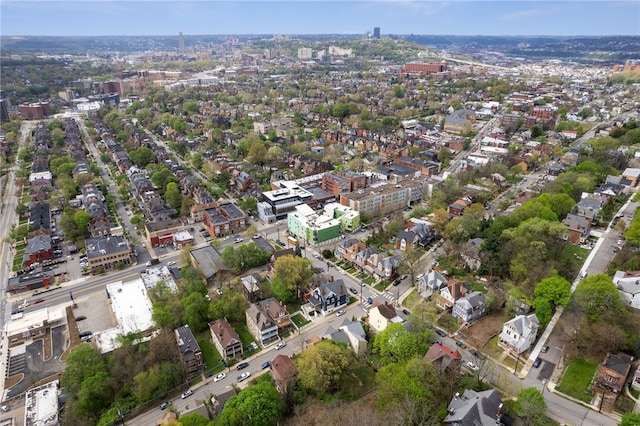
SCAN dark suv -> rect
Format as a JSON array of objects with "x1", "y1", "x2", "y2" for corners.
[{"x1": 236, "y1": 362, "x2": 249, "y2": 370}]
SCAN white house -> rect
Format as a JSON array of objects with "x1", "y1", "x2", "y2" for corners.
[
  {"x1": 613, "y1": 270, "x2": 640, "y2": 310},
  {"x1": 498, "y1": 314, "x2": 539, "y2": 354},
  {"x1": 417, "y1": 269, "x2": 448, "y2": 298},
  {"x1": 452, "y1": 291, "x2": 486, "y2": 324},
  {"x1": 369, "y1": 302, "x2": 403, "y2": 333}
]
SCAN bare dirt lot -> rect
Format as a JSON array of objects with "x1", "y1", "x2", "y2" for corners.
[{"x1": 461, "y1": 312, "x2": 505, "y2": 349}]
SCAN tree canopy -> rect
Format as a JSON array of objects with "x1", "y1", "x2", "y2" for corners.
[{"x1": 296, "y1": 340, "x2": 354, "y2": 394}]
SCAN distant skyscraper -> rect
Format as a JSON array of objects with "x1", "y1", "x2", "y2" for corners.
[
  {"x1": 373, "y1": 27, "x2": 381, "y2": 39},
  {"x1": 178, "y1": 32, "x2": 185, "y2": 54}
]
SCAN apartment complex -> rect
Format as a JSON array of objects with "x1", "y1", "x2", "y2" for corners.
[{"x1": 340, "y1": 180, "x2": 424, "y2": 219}]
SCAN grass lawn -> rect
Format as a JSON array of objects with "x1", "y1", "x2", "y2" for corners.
[
  {"x1": 556, "y1": 359, "x2": 598, "y2": 403},
  {"x1": 402, "y1": 289, "x2": 420, "y2": 310},
  {"x1": 562, "y1": 244, "x2": 589, "y2": 263},
  {"x1": 482, "y1": 335, "x2": 505, "y2": 360},
  {"x1": 291, "y1": 313, "x2": 311, "y2": 328},
  {"x1": 373, "y1": 282, "x2": 387, "y2": 292},
  {"x1": 364, "y1": 277, "x2": 375, "y2": 285},
  {"x1": 234, "y1": 322, "x2": 256, "y2": 347},
  {"x1": 195, "y1": 332, "x2": 223, "y2": 373}
]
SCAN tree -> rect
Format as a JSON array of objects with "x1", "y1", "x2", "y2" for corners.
[
  {"x1": 61, "y1": 344, "x2": 108, "y2": 396},
  {"x1": 191, "y1": 152, "x2": 204, "y2": 170},
  {"x1": 128, "y1": 147, "x2": 155, "y2": 167},
  {"x1": 514, "y1": 387, "x2": 547, "y2": 426},
  {"x1": 573, "y1": 274, "x2": 628, "y2": 324},
  {"x1": 372, "y1": 323, "x2": 430, "y2": 365},
  {"x1": 181, "y1": 292, "x2": 210, "y2": 332},
  {"x1": 238, "y1": 197, "x2": 258, "y2": 214},
  {"x1": 164, "y1": 182, "x2": 182, "y2": 210},
  {"x1": 296, "y1": 340, "x2": 353, "y2": 394},
  {"x1": 246, "y1": 225, "x2": 257, "y2": 238},
  {"x1": 248, "y1": 142, "x2": 268, "y2": 165},
  {"x1": 272, "y1": 255, "x2": 313, "y2": 301},
  {"x1": 534, "y1": 275, "x2": 571, "y2": 308},
  {"x1": 619, "y1": 413, "x2": 640, "y2": 426},
  {"x1": 215, "y1": 380, "x2": 286, "y2": 426},
  {"x1": 209, "y1": 286, "x2": 248, "y2": 323},
  {"x1": 73, "y1": 210, "x2": 91, "y2": 237}
]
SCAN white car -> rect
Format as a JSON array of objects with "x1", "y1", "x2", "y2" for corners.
[
  {"x1": 237, "y1": 372, "x2": 251, "y2": 382},
  {"x1": 466, "y1": 361, "x2": 479, "y2": 371},
  {"x1": 181, "y1": 389, "x2": 193, "y2": 399},
  {"x1": 167, "y1": 261, "x2": 176, "y2": 266},
  {"x1": 336, "y1": 310, "x2": 346, "y2": 317},
  {"x1": 213, "y1": 373, "x2": 226, "y2": 383},
  {"x1": 275, "y1": 342, "x2": 286, "y2": 350}
]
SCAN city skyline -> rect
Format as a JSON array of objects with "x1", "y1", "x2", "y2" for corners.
[{"x1": 1, "y1": 1, "x2": 639, "y2": 37}]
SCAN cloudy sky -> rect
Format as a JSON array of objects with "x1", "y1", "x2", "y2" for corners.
[{"x1": 2, "y1": 1, "x2": 639, "y2": 36}]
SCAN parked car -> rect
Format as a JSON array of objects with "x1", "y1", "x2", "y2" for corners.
[
  {"x1": 349, "y1": 287, "x2": 358, "y2": 295},
  {"x1": 466, "y1": 361, "x2": 479, "y2": 371},
  {"x1": 275, "y1": 342, "x2": 286, "y2": 350},
  {"x1": 167, "y1": 261, "x2": 176, "y2": 266},
  {"x1": 401, "y1": 274, "x2": 407, "y2": 280},
  {"x1": 78, "y1": 330, "x2": 92, "y2": 338},
  {"x1": 367, "y1": 297, "x2": 373, "y2": 305},
  {"x1": 435, "y1": 329, "x2": 447, "y2": 337},
  {"x1": 336, "y1": 310, "x2": 346, "y2": 317},
  {"x1": 160, "y1": 402, "x2": 169, "y2": 410},
  {"x1": 236, "y1": 362, "x2": 249, "y2": 370},
  {"x1": 33, "y1": 299, "x2": 45, "y2": 304},
  {"x1": 402, "y1": 309, "x2": 410, "y2": 315},
  {"x1": 456, "y1": 341, "x2": 467, "y2": 349},
  {"x1": 533, "y1": 358, "x2": 542, "y2": 368},
  {"x1": 181, "y1": 390, "x2": 193, "y2": 399},
  {"x1": 237, "y1": 372, "x2": 251, "y2": 382},
  {"x1": 213, "y1": 373, "x2": 226, "y2": 383},
  {"x1": 471, "y1": 349, "x2": 486, "y2": 360},
  {"x1": 234, "y1": 238, "x2": 243, "y2": 243},
  {"x1": 541, "y1": 345, "x2": 549, "y2": 353},
  {"x1": 261, "y1": 361, "x2": 272, "y2": 369},
  {"x1": 75, "y1": 316, "x2": 87, "y2": 322}
]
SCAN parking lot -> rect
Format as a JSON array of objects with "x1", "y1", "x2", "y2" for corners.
[
  {"x1": 71, "y1": 290, "x2": 117, "y2": 340},
  {"x1": 6, "y1": 325, "x2": 67, "y2": 398}
]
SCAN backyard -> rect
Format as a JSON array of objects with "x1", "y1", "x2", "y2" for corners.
[{"x1": 556, "y1": 358, "x2": 598, "y2": 403}]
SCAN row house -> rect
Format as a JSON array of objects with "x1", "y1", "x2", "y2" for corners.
[
  {"x1": 245, "y1": 298, "x2": 292, "y2": 346},
  {"x1": 175, "y1": 325, "x2": 204, "y2": 377},
  {"x1": 591, "y1": 352, "x2": 634, "y2": 413},
  {"x1": 394, "y1": 156, "x2": 441, "y2": 177},
  {"x1": 23, "y1": 234, "x2": 53, "y2": 268}
]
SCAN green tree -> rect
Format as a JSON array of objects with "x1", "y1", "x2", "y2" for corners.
[
  {"x1": 246, "y1": 225, "x2": 257, "y2": 238},
  {"x1": 180, "y1": 413, "x2": 213, "y2": 426},
  {"x1": 60, "y1": 344, "x2": 108, "y2": 396},
  {"x1": 128, "y1": 146, "x2": 155, "y2": 167},
  {"x1": 373, "y1": 322, "x2": 430, "y2": 365},
  {"x1": 191, "y1": 152, "x2": 204, "y2": 170},
  {"x1": 76, "y1": 371, "x2": 114, "y2": 421},
  {"x1": 272, "y1": 255, "x2": 313, "y2": 301},
  {"x1": 619, "y1": 412, "x2": 640, "y2": 426},
  {"x1": 238, "y1": 197, "x2": 258, "y2": 214},
  {"x1": 573, "y1": 274, "x2": 628, "y2": 323},
  {"x1": 514, "y1": 387, "x2": 547, "y2": 426},
  {"x1": 209, "y1": 287, "x2": 248, "y2": 323},
  {"x1": 181, "y1": 292, "x2": 211, "y2": 332},
  {"x1": 534, "y1": 275, "x2": 571, "y2": 308},
  {"x1": 164, "y1": 181, "x2": 182, "y2": 210},
  {"x1": 215, "y1": 380, "x2": 286, "y2": 426},
  {"x1": 296, "y1": 340, "x2": 353, "y2": 394},
  {"x1": 73, "y1": 210, "x2": 91, "y2": 237},
  {"x1": 248, "y1": 142, "x2": 268, "y2": 165}
]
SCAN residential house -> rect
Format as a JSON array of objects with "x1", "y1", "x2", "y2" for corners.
[
  {"x1": 562, "y1": 213, "x2": 590, "y2": 243},
  {"x1": 212, "y1": 388, "x2": 237, "y2": 416},
  {"x1": 461, "y1": 238, "x2": 483, "y2": 271},
  {"x1": 631, "y1": 365, "x2": 640, "y2": 391},
  {"x1": 369, "y1": 301, "x2": 403, "y2": 333},
  {"x1": 591, "y1": 352, "x2": 634, "y2": 413},
  {"x1": 621, "y1": 168, "x2": 640, "y2": 187},
  {"x1": 270, "y1": 354, "x2": 298, "y2": 398},
  {"x1": 425, "y1": 342, "x2": 462, "y2": 374},
  {"x1": 443, "y1": 389, "x2": 505, "y2": 426},
  {"x1": 396, "y1": 222, "x2": 437, "y2": 251},
  {"x1": 435, "y1": 279, "x2": 467, "y2": 311},
  {"x1": 259, "y1": 298, "x2": 292, "y2": 334},
  {"x1": 444, "y1": 109, "x2": 476, "y2": 135},
  {"x1": 175, "y1": 325, "x2": 204, "y2": 377},
  {"x1": 23, "y1": 234, "x2": 53, "y2": 267},
  {"x1": 209, "y1": 318, "x2": 243, "y2": 360},
  {"x1": 448, "y1": 198, "x2": 472, "y2": 218},
  {"x1": 612, "y1": 270, "x2": 640, "y2": 310},
  {"x1": 498, "y1": 314, "x2": 539, "y2": 354},
  {"x1": 241, "y1": 274, "x2": 263, "y2": 303},
  {"x1": 245, "y1": 303, "x2": 278, "y2": 346},
  {"x1": 575, "y1": 194, "x2": 606, "y2": 223},
  {"x1": 452, "y1": 291, "x2": 486, "y2": 324},
  {"x1": 305, "y1": 279, "x2": 348, "y2": 316},
  {"x1": 417, "y1": 269, "x2": 448, "y2": 298}
]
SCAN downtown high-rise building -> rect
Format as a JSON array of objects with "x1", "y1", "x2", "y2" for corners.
[
  {"x1": 178, "y1": 32, "x2": 185, "y2": 54},
  {"x1": 373, "y1": 27, "x2": 380, "y2": 39}
]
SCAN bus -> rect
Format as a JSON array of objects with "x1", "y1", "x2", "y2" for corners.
[{"x1": 287, "y1": 236, "x2": 298, "y2": 245}]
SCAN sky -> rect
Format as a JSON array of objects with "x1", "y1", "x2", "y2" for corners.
[{"x1": 1, "y1": 1, "x2": 639, "y2": 37}]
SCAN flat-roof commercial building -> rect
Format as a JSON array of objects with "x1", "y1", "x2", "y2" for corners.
[
  {"x1": 24, "y1": 380, "x2": 60, "y2": 426},
  {"x1": 340, "y1": 180, "x2": 425, "y2": 220},
  {"x1": 85, "y1": 235, "x2": 133, "y2": 273},
  {"x1": 287, "y1": 204, "x2": 340, "y2": 246}
]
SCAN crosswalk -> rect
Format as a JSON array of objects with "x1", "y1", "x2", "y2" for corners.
[{"x1": 362, "y1": 291, "x2": 396, "y2": 309}]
